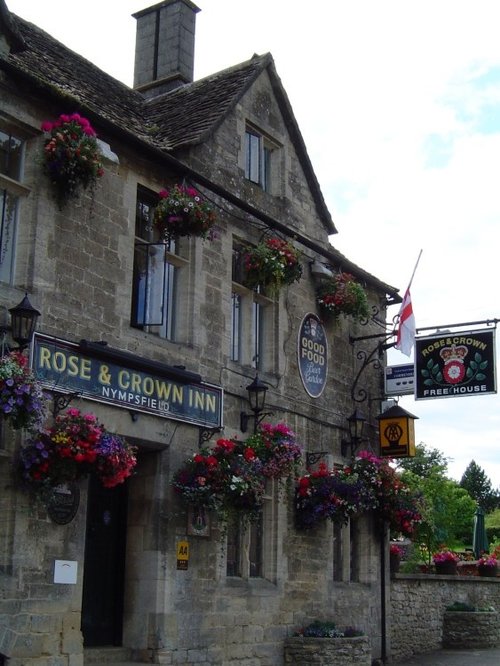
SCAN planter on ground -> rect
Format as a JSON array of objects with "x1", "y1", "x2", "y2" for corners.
[
  {"x1": 477, "y1": 564, "x2": 498, "y2": 577},
  {"x1": 443, "y1": 610, "x2": 499, "y2": 649},
  {"x1": 284, "y1": 636, "x2": 371, "y2": 665}
]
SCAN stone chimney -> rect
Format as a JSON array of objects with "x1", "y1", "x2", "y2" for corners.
[{"x1": 133, "y1": 0, "x2": 200, "y2": 98}]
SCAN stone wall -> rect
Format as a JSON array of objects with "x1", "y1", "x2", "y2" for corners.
[{"x1": 390, "y1": 574, "x2": 500, "y2": 661}]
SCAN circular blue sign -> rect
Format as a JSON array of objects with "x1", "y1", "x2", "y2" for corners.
[{"x1": 298, "y1": 313, "x2": 328, "y2": 398}]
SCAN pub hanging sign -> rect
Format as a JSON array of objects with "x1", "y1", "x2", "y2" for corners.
[{"x1": 415, "y1": 328, "x2": 496, "y2": 401}]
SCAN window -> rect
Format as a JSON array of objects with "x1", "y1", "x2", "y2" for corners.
[
  {"x1": 0, "y1": 127, "x2": 24, "y2": 284},
  {"x1": 244, "y1": 128, "x2": 273, "y2": 192},
  {"x1": 131, "y1": 186, "x2": 186, "y2": 340},
  {"x1": 231, "y1": 243, "x2": 272, "y2": 370},
  {"x1": 226, "y1": 481, "x2": 277, "y2": 581}
]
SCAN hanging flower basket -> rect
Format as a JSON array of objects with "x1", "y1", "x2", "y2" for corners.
[
  {"x1": 172, "y1": 422, "x2": 302, "y2": 529},
  {"x1": 153, "y1": 184, "x2": 216, "y2": 239},
  {"x1": 295, "y1": 451, "x2": 422, "y2": 533},
  {"x1": 173, "y1": 437, "x2": 265, "y2": 527},
  {"x1": 316, "y1": 272, "x2": 368, "y2": 321},
  {"x1": 295, "y1": 463, "x2": 367, "y2": 529},
  {"x1": 41, "y1": 113, "x2": 104, "y2": 208},
  {"x1": 243, "y1": 237, "x2": 302, "y2": 295},
  {"x1": 243, "y1": 422, "x2": 302, "y2": 481},
  {"x1": 0, "y1": 351, "x2": 47, "y2": 431},
  {"x1": 18, "y1": 408, "x2": 137, "y2": 491}
]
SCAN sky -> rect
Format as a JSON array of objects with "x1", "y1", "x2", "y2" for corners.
[{"x1": 6, "y1": 0, "x2": 500, "y2": 488}]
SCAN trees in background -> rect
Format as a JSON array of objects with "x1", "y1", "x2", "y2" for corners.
[
  {"x1": 397, "y1": 443, "x2": 476, "y2": 557},
  {"x1": 460, "y1": 460, "x2": 500, "y2": 513}
]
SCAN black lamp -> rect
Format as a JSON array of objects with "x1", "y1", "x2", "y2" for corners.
[
  {"x1": 1, "y1": 294, "x2": 40, "y2": 351},
  {"x1": 10, "y1": 294, "x2": 41, "y2": 348},
  {"x1": 341, "y1": 408, "x2": 367, "y2": 457},
  {"x1": 240, "y1": 375, "x2": 271, "y2": 433}
]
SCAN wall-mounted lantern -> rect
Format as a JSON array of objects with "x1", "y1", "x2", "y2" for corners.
[
  {"x1": 377, "y1": 404, "x2": 418, "y2": 458},
  {"x1": 240, "y1": 375, "x2": 272, "y2": 433},
  {"x1": 0, "y1": 293, "x2": 41, "y2": 352},
  {"x1": 341, "y1": 408, "x2": 367, "y2": 457}
]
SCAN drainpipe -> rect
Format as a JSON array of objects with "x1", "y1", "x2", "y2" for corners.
[{"x1": 380, "y1": 520, "x2": 388, "y2": 663}]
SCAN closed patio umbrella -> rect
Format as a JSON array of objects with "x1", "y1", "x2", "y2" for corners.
[{"x1": 472, "y1": 506, "x2": 489, "y2": 559}]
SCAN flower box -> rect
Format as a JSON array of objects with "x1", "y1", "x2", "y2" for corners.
[
  {"x1": 477, "y1": 564, "x2": 498, "y2": 577},
  {"x1": 284, "y1": 636, "x2": 371, "y2": 665},
  {"x1": 443, "y1": 610, "x2": 499, "y2": 649}
]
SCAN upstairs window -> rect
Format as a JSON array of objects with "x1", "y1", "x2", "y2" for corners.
[
  {"x1": 131, "y1": 186, "x2": 186, "y2": 341},
  {"x1": 231, "y1": 243, "x2": 271, "y2": 370},
  {"x1": 0, "y1": 127, "x2": 24, "y2": 284},
  {"x1": 245, "y1": 128, "x2": 273, "y2": 192}
]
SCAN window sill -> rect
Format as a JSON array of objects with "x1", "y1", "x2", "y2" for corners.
[
  {"x1": 0, "y1": 173, "x2": 31, "y2": 197},
  {"x1": 225, "y1": 576, "x2": 277, "y2": 594}
]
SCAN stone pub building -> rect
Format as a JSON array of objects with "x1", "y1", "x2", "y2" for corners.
[{"x1": 0, "y1": 1, "x2": 400, "y2": 664}]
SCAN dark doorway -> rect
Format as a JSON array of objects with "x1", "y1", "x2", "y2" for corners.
[{"x1": 81, "y1": 475, "x2": 128, "y2": 646}]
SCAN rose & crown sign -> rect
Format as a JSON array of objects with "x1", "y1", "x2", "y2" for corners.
[
  {"x1": 415, "y1": 328, "x2": 496, "y2": 401},
  {"x1": 31, "y1": 333, "x2": 223, "y2": 427}
]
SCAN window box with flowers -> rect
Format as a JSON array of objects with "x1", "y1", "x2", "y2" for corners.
[
  {"x1": 316, "y1": 272, "x2": 369, "y2": 322},
  {"x1": 433, "y1": 550, "x2": 460, "y2": 575},
  {"x1": 0, "y1": 351, "x2": 47, "y2": 431},
  {"x1": 477, "y1": 554, "x2": 498, "y2": 577},
  {"x1": 41, "y1": 113, "x2": 104, "y2": 208},
  {"x1": 242, "y1": 237, "x2": 302, "y2": 295},
  {"x1": 18, "y1": 408, "x2": 137, "y2": 495},
  {"x1": 153, "y1": 183, "x2": 216, "y2": 240},
  {"x1": 172, "y1": 422, "x2": 302, "y2": 533}
]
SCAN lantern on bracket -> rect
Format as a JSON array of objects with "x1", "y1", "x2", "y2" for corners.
[{"x1": 377, "y1": 404, "x2": 418, "y2": 458}]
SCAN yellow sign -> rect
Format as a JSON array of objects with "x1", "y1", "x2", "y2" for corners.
[
  {"x1": 176, "y1": 540, "x2": 189, "y2": 570},
  {"x1": 377, "y1": 405, "x2": 418, "y2": 459},
  {"x1": 177, "y1": 541, "x2": 189, "y2": 560}
]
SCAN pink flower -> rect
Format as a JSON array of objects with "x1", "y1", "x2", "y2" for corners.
[{"x1": 41, "y1": 121, "x2": 53, "y2": 132}]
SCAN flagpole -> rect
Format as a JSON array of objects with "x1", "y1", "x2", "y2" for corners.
[{"x1": 405, "y1": 249, "x2": 423, "y2": 293}]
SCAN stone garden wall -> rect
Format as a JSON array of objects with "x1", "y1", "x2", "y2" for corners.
[{"x1": 390, "y1": 574, "x2": 500, "y2": 661}]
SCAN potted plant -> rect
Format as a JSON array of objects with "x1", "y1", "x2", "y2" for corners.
[
  {"x1": 390, "y1": 544, "x2": 404, "y2": 573},
  {"x1": 477, "y1": 554, "x2": 498, "y2": 577},
  {"x1": 432, "y1": 549, "x2": 460, "y2": 574},
  {"x1": 0, "y1": 351, "x2": 47, "y2": 431},
  {"x1": 285, "y1": 620, "x2": 370, "y2": 665},
  {"x1": 153, "y1": 183, "x2": 216, "y2": 239},
  {"x1": 243, "y1": 237, "x2": 302, "y2": 295},
  {"x1": 316, "y1": 272, "x2": 369, "y2": 321},
  {"x1": 41, "y1": 112, "x2": 104, "y2": 208}
]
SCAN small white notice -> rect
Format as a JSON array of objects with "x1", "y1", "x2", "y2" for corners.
[{"x1": 54, "y1": 560, "x2": 78, "y2": 584}]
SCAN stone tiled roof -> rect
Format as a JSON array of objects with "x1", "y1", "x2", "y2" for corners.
[
  {"x1": 0, "y1": 4, "x2": 400, "y2": 297},
  {"x1": 146, "y1": 55, "x2": 270, "y2": 151}
]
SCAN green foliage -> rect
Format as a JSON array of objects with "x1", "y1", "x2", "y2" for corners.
[
  {"x1": 460, "y1": 460, "x2": 500, "y2": 513},
  {"x1": 485, "y1": 509, "x2": 500, "y2": 543},
  {"x1": 402, "y1": 469, "x2": 477, "y2": 558},
  {"x1": 397, "y1": 442, "x2": 449, "y2": 478}
]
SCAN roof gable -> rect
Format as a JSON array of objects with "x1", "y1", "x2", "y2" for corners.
[{"x1": 146, "y1": 53, "x2": 336, "y2": 234}]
